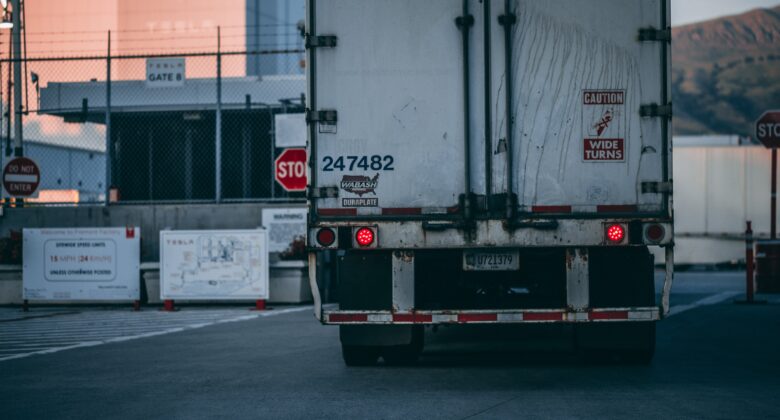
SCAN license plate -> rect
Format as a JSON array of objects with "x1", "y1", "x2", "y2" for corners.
[{"x1": 463, "y1": 251, "x2": 520, "y2": 271}]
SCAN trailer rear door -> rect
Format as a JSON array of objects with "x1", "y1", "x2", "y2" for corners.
[{"x1": 308, "y1": 0, "x2": 467, "y2": 217}]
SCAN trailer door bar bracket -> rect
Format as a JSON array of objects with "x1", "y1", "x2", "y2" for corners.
[
  {"x1": 306, "y1": 109, "x2": 338, "y2": 124},
  {"x1": 305, "y1": 34, "x2": 338, "y2": 49},
  {"x1": 638, "y1": 27, "x2": 671, "y2": 43},
  {"x1": 642, "y1": 181, "x2": 673, "y2": 194},
  {"x1": 640, "y1": 103, "x2": 673, "y2": 119}
]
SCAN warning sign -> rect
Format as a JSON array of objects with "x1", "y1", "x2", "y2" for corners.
[
  {"x1": 583, "y1": 90, "x2": 625, "y2": 162},
  {"x1": 584, "y1": 139, "x2": 624, "y2": 161}
]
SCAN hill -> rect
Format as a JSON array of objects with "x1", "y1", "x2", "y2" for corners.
[{"x1": 672, "y1": 5, "x2": 780, "y2": 136}]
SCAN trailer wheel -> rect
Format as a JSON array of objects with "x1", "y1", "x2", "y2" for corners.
[
  {"x1": 381, "y1": 326, "x2": 424, "y2": 366},
  {"x1": 575, "y1": 322, "x2": 656, "y2": 365},
  {"x1": 341, "y1": 345, "x2": 381, "y2": 366}
]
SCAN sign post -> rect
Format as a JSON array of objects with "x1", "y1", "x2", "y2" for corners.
[
  {"x1": 756, "y1": 111, "x2": 780, "y2": 238},
  {"x1": 3, "y1": 157, "x2": 40, "y2": 198},
  {"x1": 274, "y1": 148, "x2": 307, "y2": 192},
  {"x1": 741, "y1": 111, "x2": 780, "y2": 304}
]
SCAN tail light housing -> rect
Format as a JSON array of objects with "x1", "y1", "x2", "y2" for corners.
[
  {"x1": 644, "y1": 223, "x2": 666, "y2": 243},
  {"x1": 353, "y1": 226, "x2": 377, "y2": 249},
  {"x1": 310, "y1": 227, "x2": 337, "y2": 249},
  {"x1": 316, "y1": 228, "x2": 336, "y2": 247},
  {"x1": 605, "y1": 223, "x2": 626, "y2": 244}
]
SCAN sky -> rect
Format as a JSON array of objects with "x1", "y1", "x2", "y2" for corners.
[{"x1": 672, "y1": 0, "x2": 780, "y2": 26}]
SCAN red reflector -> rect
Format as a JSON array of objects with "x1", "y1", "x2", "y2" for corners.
[
  {"x1": 457, "y1": 313, "x2": 498, "y2": 323},
  {"x1": 646, "y1": 224, "x2": 665, "y2": 242},
  {"x1": 590, "y1": 311, "x2": 629, "y2": 320},
  {"x1": 355, "y1": 227, "x2": 375, "y2": 247},
  {"x1": 606, "y1": 224, "x2": 625, "y2": 243},
  {"x1": 523, "y1": 312, "x2": 564, "y2": 321},
  {"x1": 316, "y1": 228, "x2": 336, "y2": 247},
  {"x1": 393, "y1": 313, "x2": 433, "y2": 323},
  {"x1": 329, "y1": 313, "x2": 368, "y2": 323}
]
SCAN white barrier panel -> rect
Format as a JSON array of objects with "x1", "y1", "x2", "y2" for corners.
[
  {"x1": 160, "y1": 230, "x2": 269, "y2": 300},
  {"x1": 23, "y1": 227, "x2": 141, "y2": 300},
  {"x1": 261, "y1": 208, "x2": 307, "y2": 254}
]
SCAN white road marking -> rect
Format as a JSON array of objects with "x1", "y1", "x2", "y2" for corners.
[
  {"x1": 667, "y1": 291, "x2": 741, "y2": 317},
  {"x1": 0, "y1": 306, "x2": 311, "y2": 362}
]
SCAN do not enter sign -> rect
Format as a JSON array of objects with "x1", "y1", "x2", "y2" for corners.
[
  {"x1": 756, "y1": 111, "x2": 780, "y2": 149},
  {"x1": 275, "y1": 148, "x2": 307, "y2": 192},
  {"x1": 3, "y1": 157, "x2": 40, "y2": 197}
]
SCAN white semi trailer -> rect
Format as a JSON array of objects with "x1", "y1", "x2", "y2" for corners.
[{"x1": 305, "y1": 0, "x2": 674, "y2": 365}]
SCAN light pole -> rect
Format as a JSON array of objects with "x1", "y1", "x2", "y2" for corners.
[{"x1": 10, "y1": 0, "x2": 20, "y2": 157}]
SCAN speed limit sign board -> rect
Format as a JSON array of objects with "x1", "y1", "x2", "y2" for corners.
[
  {"x1": 274, "y1": 148, "x2": 307, "y2": 192},
  {"x1": 3, "y1": 157, "x2": 40, "y2": 197}
]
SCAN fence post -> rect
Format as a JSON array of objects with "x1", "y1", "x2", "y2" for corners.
[
  {"x1": 105, "y1": 30, "x2": 112, "y2": 204},
  {"x1": 215, "y1": 26, "x2": 222, "y2": 203}
]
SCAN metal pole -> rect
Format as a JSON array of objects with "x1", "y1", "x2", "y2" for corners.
[
  {"x1": 215, "y1": 26, "x2": 222, "y2": 203},
  {"x1": 772, "y1": 148, "x2": 777, "y2": 240},
  {"x1": 745, "y1": 221, "x2": 754, "y2": 303},
  {"x1": 105, "y1": 30, "x2": 112, "y2": 204},
  {"x1": 11, "y1": 0, "x2": 22, "y2": 157}
]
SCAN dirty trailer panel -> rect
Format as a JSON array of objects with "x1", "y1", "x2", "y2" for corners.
[
  {"x1": 311, "y1": 0, "x2": 466, "y2": 216},
  {"x1": 505, "y1": 0, "x2": 668, "y2": 214},
  {"x1": 309, "y1": 0, "x2": 671, "y2": 219}
]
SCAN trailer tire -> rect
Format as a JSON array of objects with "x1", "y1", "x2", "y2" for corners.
[
  {"x1": 341, "y1": 345, "x2": 381, "y2": 367},
  {"x1": 381, "y1": 326, "x2": 424, "y2": 366},
  {"x1": 575, "y1": 322, "x2": 656, "y2": 365}
]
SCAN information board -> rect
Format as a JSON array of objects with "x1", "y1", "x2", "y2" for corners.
[
  {"x1": 160, "y1": 230, "x2": 269, "y2": 300},
  {"x1": 261, "y1": 208, "x2": 307, "y2": 253},
  {"x1": 23, "y1": 227, "x2": 141, "y2": 300}
]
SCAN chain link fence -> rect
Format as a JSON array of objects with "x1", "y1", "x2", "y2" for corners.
[{"x1": 1, "y1": 46, "x2": 307, "y2": 205}]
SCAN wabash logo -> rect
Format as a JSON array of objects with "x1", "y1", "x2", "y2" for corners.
[{"x1": 340, "y1": 173, "x2": 379, "y2": 196}]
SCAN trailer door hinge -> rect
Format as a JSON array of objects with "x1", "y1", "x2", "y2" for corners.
[
  {"x1": 455, "y1": 15, "x2": 474, "y2": 29},
  {"x1": 638, "y1": 27, "x2": 671, "y2": 43},
  {"x1": 642, "y1": 181, "x2": 673, "y2": 194},
  {"x1": 640, "y1": 103, "x2": 673, "y2": 119},
  {"x1": 305, "y1": 34, "x2": 337, "y2": 49},
  {"x1": 498, "y1": 14, "x2": 517, "y2": 26},
  {"x1": 306, "y1": 109, "x2": 338, "y2": 124},
  {"x1": 311, "y1": 186, "x2": 339, "y2": 199}
]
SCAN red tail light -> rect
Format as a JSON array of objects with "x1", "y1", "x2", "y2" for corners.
[
  {"x1": 355, "y1": 227, "x2": 375, "y2": 247},
  {"x1": 606, "y1": 224, "x2": 625, "y2": 243},
  {"x1": 316, "y1": 228, "x2": 336, "y2": 247}
]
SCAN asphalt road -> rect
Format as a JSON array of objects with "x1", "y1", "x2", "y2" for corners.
[{"x1": 2, "y1": 271, "x2": 779, "y2": 419}]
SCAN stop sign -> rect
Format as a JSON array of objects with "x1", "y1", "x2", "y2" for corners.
[
  {"x1": 756, "y1": 111, "x2": 780, "y2": 148},
  {"x1": 3, "y1": 157, "x2": 40, "y2": 197},
  {"x1": 275, "y1": 148, "x2": 307, "y2": 192}
]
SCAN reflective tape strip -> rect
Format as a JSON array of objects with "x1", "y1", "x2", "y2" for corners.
[
  {"x1": 532, "y1": 205, "x2": 572, "y2": 214},
  {"x1": 568, "y1": 312, "x2": 590, "y2": 321},
  {"x1": 590, "y1": 310, "x2": 629, "y2": 320},
  {"x1": 392, "y1": 313, "x2": 432, "y2": 323},
  {"x1": 323, "y1": 308, "x2": 659, "y2": 324},
  {"x1": 367, "y1": 314, "x2": 393, "y2": 323},
  {"x1": 523, "y1": 312, "x2": 565, "y2": 321},
  {"x1": 328, "y1": 313, "x2": 367, "y2": 323},
  {"x1": 497, "y1": 313, "x2": 524, "y2": 322},
  {"x1": 318, "y1": 208, "x2": 357, "y2": 216},
  {"x1": 458, "y1": 313, "x2": 498, "y2": 323}
]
